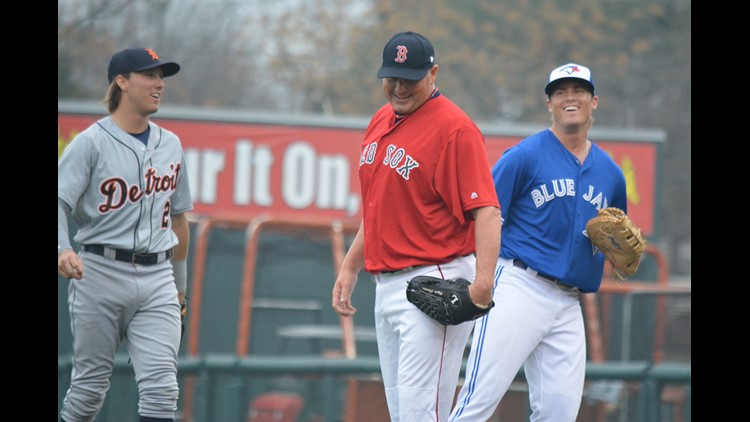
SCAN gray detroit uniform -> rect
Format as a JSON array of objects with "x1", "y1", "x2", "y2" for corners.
[{"x1": 58, "y1": 116, "x2": 193, "y2": 421}]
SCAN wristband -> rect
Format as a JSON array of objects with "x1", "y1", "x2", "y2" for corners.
[
  {"x1": 172, "y1": 259, "x2": 187, "y2": 293},
  {"x1": 58, "y1": 243, "x2": 72, "y2": 257}
]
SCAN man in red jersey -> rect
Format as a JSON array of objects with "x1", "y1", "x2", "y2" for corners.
[{"x1": 332, "y1": 31, "x2": 501, "y2": 422}]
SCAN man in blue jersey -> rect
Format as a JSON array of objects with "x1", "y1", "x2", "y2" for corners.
[{"x1": 449, "y1": 63, "x2": 628, "y2": 422}]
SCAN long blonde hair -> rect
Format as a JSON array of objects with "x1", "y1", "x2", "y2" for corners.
[{"x1": 101, "y1": 76, "x2": 126, "y2": 114}]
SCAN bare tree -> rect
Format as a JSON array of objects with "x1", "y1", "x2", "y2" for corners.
[{"x1": 58, "y1": 0, "x2": 690, "y2": 275}]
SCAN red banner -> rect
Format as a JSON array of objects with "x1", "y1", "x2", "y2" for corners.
[{"x1": 59, "y1": 114, "x2": 657, "y2": 235}]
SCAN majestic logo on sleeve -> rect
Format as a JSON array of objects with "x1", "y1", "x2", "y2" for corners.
[{"x1": 97, "y1": 163, "x2": 182, "y2": 213}]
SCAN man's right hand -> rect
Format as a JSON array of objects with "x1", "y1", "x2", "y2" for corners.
[{"x1": 58, "y1": 249, "x2": 83, "y2": 280}]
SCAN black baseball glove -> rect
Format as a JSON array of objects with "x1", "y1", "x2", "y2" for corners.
[{"x1": 406, "y1": 275, "x2": 494, "y2": 325}]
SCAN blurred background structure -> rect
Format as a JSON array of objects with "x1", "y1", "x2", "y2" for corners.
[
  {"x1": 58, "y1": 0, "x2": 690, "y2": 275},
  {"x1": 58, "y1": 1, "x2": 690, "y2": 421}
]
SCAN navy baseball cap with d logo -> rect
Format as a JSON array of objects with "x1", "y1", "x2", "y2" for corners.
[
  {"x1": 107, "y1": 48, "x2": 181, "y2": 84},
  {"x1": 377, "y1": 31, "x2": 435, "y2": 81}
]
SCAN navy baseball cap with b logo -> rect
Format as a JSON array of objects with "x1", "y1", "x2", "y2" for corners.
[
  {"x1": 377, "y1": 31, "x2": 435, "y2": 81},
  {"x1": 544, "y1": 63, "x2": 595, "y2": 96},
  {"x1": 107, "y1": 48, "x2": 181, "y2": 84}
]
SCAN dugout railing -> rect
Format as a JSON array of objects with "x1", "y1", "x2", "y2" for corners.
[
  {"x1": 57, "y1": 353, "x2": 691, "y2": 422},
  {"x1": 202, "y1": 222, "x2": 688, "y2": 422},
  {"x1": 58, "y1": 214, "x2": 690, "y2": 421},
  {"x1": 581, "y1": 244, "x2": 691, "y2": 422},
  {"x1": 180, "y1": 215, "x2": 366, "y2": 422}
]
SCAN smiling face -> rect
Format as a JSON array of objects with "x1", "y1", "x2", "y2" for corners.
[
  {"x1": 117, "y1": 67, "x2": 167, "y2": 117},
  {"x1": 546, "y1": 80, "x2": 598, "y2": 130},
  {"x1": 382, "y1": 65, "x2": 438, "y2": 115}
]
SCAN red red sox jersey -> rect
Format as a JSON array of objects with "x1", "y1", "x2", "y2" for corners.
[{"x1": 358, "y1": 92, "x2": 499, "y2": 273}]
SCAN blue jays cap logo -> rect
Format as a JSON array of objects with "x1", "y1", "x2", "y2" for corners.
[
  {"x1": 545, "y1": 62, "x2": 595, "y2": 95},
  {"x1": 560, "y1": 65, "x2": 583, "y2": 75}
]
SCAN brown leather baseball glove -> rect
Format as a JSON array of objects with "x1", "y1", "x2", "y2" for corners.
[{"x1": 586, "y1": 207, "x2": 647, "y2": 279}]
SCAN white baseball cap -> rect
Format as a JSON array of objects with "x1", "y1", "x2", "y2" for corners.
[{"x1": 544, "y1": 63, "x2": 595, "y2": 95}]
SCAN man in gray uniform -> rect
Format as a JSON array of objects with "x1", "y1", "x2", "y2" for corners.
[{"x1": 58, "y1": 47, "x2": 193, "y2": 422}]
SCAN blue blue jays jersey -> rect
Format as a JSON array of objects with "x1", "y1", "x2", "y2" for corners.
[{"x1": 492, "y1": 129, "x2": 627, "y2": 292}]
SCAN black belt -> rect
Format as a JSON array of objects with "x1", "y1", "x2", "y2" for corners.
[
  {"x1": 512, "y1": 259, "x2": 578, "y2": 292},
  {"x1": 82, "y1": 244, "x2": 173, "y2": 266}
]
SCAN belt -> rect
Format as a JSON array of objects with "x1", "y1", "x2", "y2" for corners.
[
  {"x1": 381, "y1": 265, "x2": 424, "y2": 276},
  {"x1": 82, "y1": 244, "x2": 173, "y2": 266},
  {"x1": 380, "y1": 253, "x2": 474, "y2": 275},
  {"x1": 512, "y1": 259, "x2": 578, "y2": 292}
]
